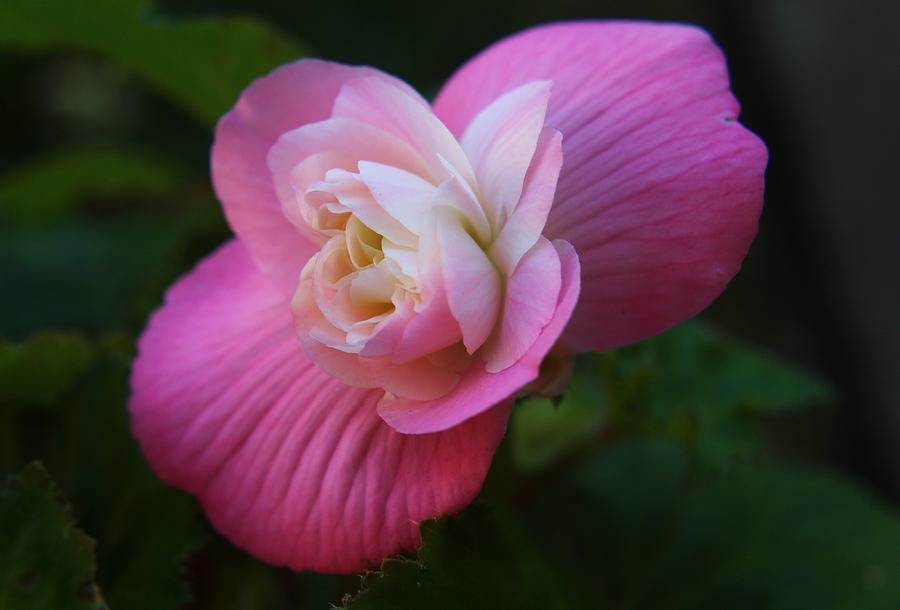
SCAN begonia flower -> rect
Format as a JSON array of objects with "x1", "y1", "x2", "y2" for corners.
[{"x1": 129, "y1": 21, "x2": 766, "y2": 573}]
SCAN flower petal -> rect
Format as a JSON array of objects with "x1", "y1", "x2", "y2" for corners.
[
  {"x1": 129, "y1": 240, "x2": 510, "y2": 573},
  {"x1": 356, "y1": 161, "x2": 437, "y2": 235},
  {"x1": 378, "y1": 239, "x2": 580, "y2": 434},
  {"x1": 460, "y1": 80, "x2": 551, "y2": 228},
  {"x1": 488, "y1": 126, "x2": 563, "y2": 276},
  {"x1": 431, "y1": 206, "x2": 502, "y2": 354},
  {"x1": 482, "y1": 236, "x2": 562, "y2": 373},
  {"x1": 268, "y1": 118, "x2": 428, "y2": 246},
  {"x1": 293, "y1": 257, "x2": 461, "y2": 400},
  {"x1": 434, "y1": 22, "x2": 767, "y2": 351},
  {"x1": 213, "y1": 59, "x2": 414, "y2": 293},
  {"x1": 332, "y1": 77, "x2": 476, "y2": 187}
]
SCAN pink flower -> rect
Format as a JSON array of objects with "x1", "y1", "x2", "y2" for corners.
[{"x1": 129, "y1": 21, "x2": 766, "y2": 573}]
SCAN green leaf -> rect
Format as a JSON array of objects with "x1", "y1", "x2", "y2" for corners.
[
  {"x1": 612, "y1": 320, "x2": 833, "y2": 416},
  {"x1": 0, "y1": 0, "x2": 304, "y2": 125},
  {"x1": 0, "y1": 462, "x2": 107, "y2": 610},
  {"x1": 0, "y1": 332, "x2": 95, "y2": 408},
  {"x1": 605, "y1": 320, "x2": 834, "y2": 465},
  {"x1": 342, "y1": 505, "x2": 579, "y2": 610},
  {"x1": 0, "y1": 149, "x2": 184, "y2": 222},
  {"x1": 512, "y1": 321, "x2": 833, "y2": 472},
  {"x1": 4, "y1": 335, "x2": 207, "y2": 610},
  {"x1": 510, "y1": 355, "x2": 606, "y2": 472},
  {"x1": 531, "y1": 440, "x2": 900, "y2": 610},
  {"x1": 0, "y1": 211, "x2": 226, "y2": 337},
  {"x1": 47, "y1": 342, "x2": 208, "y2": 610}
]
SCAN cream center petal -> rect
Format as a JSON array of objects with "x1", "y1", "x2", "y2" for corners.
[
  {"x1": 381, "y1": 239, "x2": 419, "y2": 290},
  {"x1": 345, "y1": 216, "x2": 384, "y2": 268}
]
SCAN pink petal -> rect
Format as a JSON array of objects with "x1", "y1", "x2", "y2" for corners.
[
  {"x1": 433, "y1": 156, "x2": 492, "y2": 243},
  {"x1": 212, "y1": 59, "x2": 416, "y2": 293},
  {"x1": 293, "y1": 259, "x2": 461, "y2": 400},
  {"x1": 332, "y1": 77, "x2": 476, "y2": 187},
  {"x1": 389, "y1": 281, "x2": 464, "y2": 363},
  {"x1": 129, "y1": 240, "x2": 510, "y2": 573},
  {"x1": 378, "y1": 239, "x2": 580, "y2": 434},
  {"x1": 434, "y1": 22, "x2": 767, "y2": 351},
  {"x1": 460, "y1": 81, "x2": 551, "y2": 227},
  {"x1": 489, "y1": 126, "x2": 563, "y2": 276},
  {"x1": 267, "y1": 118, "x2": 428, "y2": 245},
  {"x1": 482, "y1": 237, "x2": 562, "y2": 373}
]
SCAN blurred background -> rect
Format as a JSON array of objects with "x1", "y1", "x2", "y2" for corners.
[{"x1": 1, "y1": 0, "x2": 898, "y2": 608}]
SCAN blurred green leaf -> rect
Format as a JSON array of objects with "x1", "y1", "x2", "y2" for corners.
[
  {"x1": 604, "y1": 320, "x2": 834, "y2": 465},
  {"x1": 612, "y1": 320, "x2": 833, "y2": 416},
  {"x1": 342, "y1": 505, "x2": 578, "y2": 610},
  {"x1": 0, "y1": 210, "x2": 227, "y2": 338},
  {"x1": 0, "y1": 462, "x2": 106, "y2": 610},
  {"x1": 0, "y1": 0, "x2": 304, "y2": 125},
  {"x1": 512, "y1": 321, "x2": 833, "y2": 472},
  {"x1": 0, "y1": 332, "x2": 95, "y2": 408},
  {"x1": 510, "y1": 356, "x2": 606, "y2": 472},
  {"x1": 4, "y1": 336, "x2": 207, "y2": 610},
  {"x1": 529, "y1": 440, "x2": 900, "y2": 609},
  {"x1": 45, "y1": 341, "x2": 208, "y2": 610},
  {"x1": 0, "y1": 149, "x2": 184, "y2": 222}
]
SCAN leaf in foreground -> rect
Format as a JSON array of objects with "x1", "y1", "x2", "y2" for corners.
[
  {"x1": 511, "y1": 320, "x2": 835, "y2": 472},
  {"x1": 530, "y1": 441, "x2": 900, "y2": 609},
  {"x1": 54, "y1": 347, "x2": 208, "y2": 610},
  {"x1": 510, "y1": 354, "x2": 606, "y2": 472},
  {"x1": 605, "y1": 320, "x2": 834, "y2": 464},
  {"x1": 342, "y1": 505, "x2": 578, "y2": 610},
  {"x1": 0, "y1": 462, "x2": 106, "y2": 610}
]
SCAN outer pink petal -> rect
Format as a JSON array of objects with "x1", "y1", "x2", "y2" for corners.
[
  {"x1": 378, "y1": 239, "x2": 580, "y2": 434},
  {"x1": 212, "y1": 59, "x2": 415, "y2": 293},
  {"x1": 129, "y1": 240, "x2": 510, "y2": 573},
  {"x1": 434, "y1": 22, "x2": 767, "y2": 351}
]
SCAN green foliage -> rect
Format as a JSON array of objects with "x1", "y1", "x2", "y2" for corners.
[
  {"x1": 604, "y1": 320, "x2": 833, "y2": 464},
  {"x1": 0, "y1": 0, "x2": 304, "y2": 125},
  {"x1": 0, "y1": 211, "x2": 226, "y2": 338},
  {"x1": 40, "y1": 340, "x2": 208, "y2": 610},
  {"x1": 341, "y1": 440, "x2": 900, "y2": 610},
  {"x1": 0, "y1": 332, "x2": 95, "y2": 407},
  {"x1": 342, "y1": 506, "x2": 578, "y2": 610},
  {"x1": 608, "y1": 319, "x2": 833, "y2": 416},
  {"x1": 1, "y1": 334, "x2": 207, "y2": 609},
  {"x1": 511, "y1": 356, "x2": 606, "y2": 472},
  {"x1": 511, "y1": 320, "x2": 834, "y2": 471},
  {"x1": 0, "y1": 149, "x2": 184, "y2": 222},
  {"x1": 529, "y1": 440, "x2": 900, "y2": 609},
  {"x1": 0, "y1": 462, "x2": 106, "y2": 610}
]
